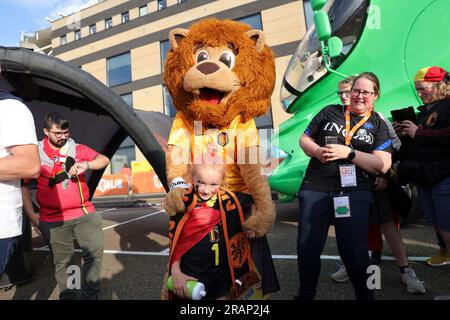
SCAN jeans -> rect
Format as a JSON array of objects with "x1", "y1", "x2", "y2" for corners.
[
  {"x1": 297, "y1": 189, "x2": 374, "y2": 300},
  {"x1": 39, "y1": 213, "x2": 104, "y2": 300},
  {"x1": 0, "y1": 236, "x2": 20, "y2": 276},
  {"x1": 418, "y1": 176, "x2": 450, "y2": 232}
]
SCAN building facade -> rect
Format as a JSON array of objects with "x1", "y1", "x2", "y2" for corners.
[{"x1": 49, "y1": 0, "x2": 311, "y2": 174}]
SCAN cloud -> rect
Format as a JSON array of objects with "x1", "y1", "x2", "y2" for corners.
[
  {"x1": 4, "y1": 0, "x2": 100, "y2": 17},
  {"x1": 3, "y1": 0, "x2": 63, "y2": 8},
  {"x1": 49, "y1": 0, "x2": 100, "y2": 19}
]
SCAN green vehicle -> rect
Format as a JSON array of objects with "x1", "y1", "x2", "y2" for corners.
[{"x1": 269, "y1": 0, "x2": 450, "y2": 214}]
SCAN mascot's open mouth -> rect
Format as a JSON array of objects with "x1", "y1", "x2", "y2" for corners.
[{"x1": 198, "y1": 88, "x2": 224, "y2": 104}]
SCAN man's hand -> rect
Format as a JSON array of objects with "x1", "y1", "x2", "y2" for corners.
[
  {"x1": 29, "y1": 213, "x2": 41, "y2": 235},
  {"x1": 163, "y1": 188, "x2": 188, "y2": 216},
  {"x1": 68, "y1": 161, "x2": 89, "y2": 177}
]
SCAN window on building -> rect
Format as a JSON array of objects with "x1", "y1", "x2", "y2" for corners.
[
  {"x1": 303, "y1": 0, "x2": 314, "y2": 29},
  {"x1": 74, "y1": 29, "x2": 81, "y2": 40},
  {"x1": 158, "y1": 0, "x2": 167, "y2": 10},
  {"x1": 60, "y1": 35, "x2": 67, "y2": 45},
  {"x1": 237, "y1": 14, "x2": 263, "y2": 30},
  {"x1": 120, "y1": 92, "x2": 133, "y2": 108},
  {"x1": 177, "y1": 0, "x2": 187, "y2": 3},
  {"x1": 121, "y1": 11, "x2": 129, "y2": 24},
  {"x1": 163, "y1": 85, "x2": 177, "y2": 118},
  {"x1": 139, "y1": 5, "x2": 148, "y2": 17},
  {"x1": 89, "y1": 24, "x2": 97, "y2": 35},
  {"x1": 107, "y1": 52, "x2": 131, "y2": 87},
  {"x1": 105, "y1": 17, "x2": 113, "y2": 30},
  {"x1": 111, "y1": 137, "x2": 135, "y2": 174},
  {"x1": 160, "y1": 39, "x2": 170, "y2": 70}
]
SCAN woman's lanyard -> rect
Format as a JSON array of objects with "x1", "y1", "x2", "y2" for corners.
[{"x1": 344, "y1": 106, "x2": 371, "y2": 146}]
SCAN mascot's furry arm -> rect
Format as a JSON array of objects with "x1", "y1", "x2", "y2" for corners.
[
  {"x1": 239, "y1": 146, "x2": 275, "y2": 237},
  {"x1": 163, "y1": 145, "x2": 190, "y2": 216}
]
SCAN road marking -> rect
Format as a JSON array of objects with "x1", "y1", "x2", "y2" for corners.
[
  {"x1": 33, "y1": 247, "x2": 169, "y2": 256},
  {"x1": 97, "y1": 208, "x2": 118, "y2": 214},
  {"x1": 31, "y1": 247, "x2": 431, "y2": 262},
  {"x1": 102, "y1": 209, "x2": 165, "y2": 231},
  {"x1": 159, "y1": 248, "x2": 170, "y2": 254},
  {"x1": 272, "y1": 254, "x2": 429, "y2": 262}
]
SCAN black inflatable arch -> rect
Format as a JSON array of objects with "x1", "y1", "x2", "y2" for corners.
[{"x1": 0, "y1": 47, "x2": 168, "y2": 193}]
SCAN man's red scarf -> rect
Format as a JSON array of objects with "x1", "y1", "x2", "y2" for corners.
[{"x1": 43, "y1": 136, "x2": 66, "y2": 179}]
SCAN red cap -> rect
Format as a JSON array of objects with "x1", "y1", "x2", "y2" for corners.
[{"x1": 415, "y1": 66, "x2": 447, "y2": 82}]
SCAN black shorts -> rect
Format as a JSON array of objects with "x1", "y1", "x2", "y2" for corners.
[{"x1": 369, "y1": 190, "x2": 395, "y2": 225}]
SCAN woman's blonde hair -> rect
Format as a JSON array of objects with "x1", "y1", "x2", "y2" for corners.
[{"x1": 435, "y1": 77, "x2": 450, "y2": 100}]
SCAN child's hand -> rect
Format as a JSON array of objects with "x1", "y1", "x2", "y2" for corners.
[{"x1": 171, "y1": 271, "x2": 198, "y2": 299}]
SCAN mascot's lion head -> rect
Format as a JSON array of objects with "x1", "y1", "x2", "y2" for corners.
[{"x1": 164, "y1": 18, "x2": 275, "y2": 128}]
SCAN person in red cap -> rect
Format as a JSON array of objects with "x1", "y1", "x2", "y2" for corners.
[{"x1": 394, "y1": 66, "x2": 450, "y2": 299}]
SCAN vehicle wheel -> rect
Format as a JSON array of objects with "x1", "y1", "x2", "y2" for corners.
[{"x1": 400, "y1": 184, "x2": 423, "y2": 225}]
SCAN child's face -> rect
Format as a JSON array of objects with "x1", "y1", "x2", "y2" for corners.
[
  {"x1": 193, "y1": 167, "x2": 223, "y2": 200},
  {"x1": 338, "y1": 84, "x2": 352, "y2": 106}
]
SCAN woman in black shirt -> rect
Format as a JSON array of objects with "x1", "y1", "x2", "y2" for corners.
[{"x1": 296, "y1": 72, "x2": 392, "y2": 300}]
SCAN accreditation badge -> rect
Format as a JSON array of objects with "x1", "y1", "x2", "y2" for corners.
[
  {"x1": 333, "y1": 196, "x2": 351, "y2": 218},
  {"x1": 339, "y1": 164, "x2": 357, "y2": 188}
]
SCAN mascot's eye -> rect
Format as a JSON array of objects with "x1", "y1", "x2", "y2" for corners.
[
  {"x1": 196, "y1": 50, "x2": 209, "y2": 63},
  {"x1": 219, "y1": 51, "x2": 235, "y2": 69}
]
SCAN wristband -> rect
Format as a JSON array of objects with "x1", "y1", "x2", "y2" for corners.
[
  {"x1": 169, "y1": 177, "x2": 189, "y2": 191},
  {"x1": 84, "y1": 161, "x2": 90, "y2": 170}
]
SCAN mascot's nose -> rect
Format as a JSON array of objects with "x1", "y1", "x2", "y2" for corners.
[{"x1": 196, "y1": 62, "x2": 220, "y2": 75}]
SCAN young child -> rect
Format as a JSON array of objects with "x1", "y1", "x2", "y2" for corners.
[{"x1": 167, "y1": 162, "x2": 261, "y2": 300}]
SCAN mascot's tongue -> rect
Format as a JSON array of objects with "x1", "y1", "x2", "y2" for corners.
[{"x1": 199, "y1": 88, "x2": 223, "y2": 104}]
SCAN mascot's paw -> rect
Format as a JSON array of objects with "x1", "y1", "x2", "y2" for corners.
[
  {"x1": 243, "y1": 203, "x2": 276, "y2": 238},
  {"x1": 163, "y1": 188, "x2": 187, "y2": 216}
]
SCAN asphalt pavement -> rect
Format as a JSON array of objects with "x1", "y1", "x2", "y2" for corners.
[{"x1": 0, "y1": 199, "x2": 449, "y2": 301}]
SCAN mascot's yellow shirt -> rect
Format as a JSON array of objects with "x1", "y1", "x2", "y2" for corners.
[{"x1": 168, "y1": 112, "x2": 259, "y2": 193}]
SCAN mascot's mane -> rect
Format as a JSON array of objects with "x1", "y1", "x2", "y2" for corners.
[{"x1": 164, "y1": 18, "x2": 275, "y2": 128}]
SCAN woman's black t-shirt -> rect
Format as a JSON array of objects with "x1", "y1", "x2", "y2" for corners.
[{"x1": 301, "y1": 104, "x2": 393, "y2": 192}]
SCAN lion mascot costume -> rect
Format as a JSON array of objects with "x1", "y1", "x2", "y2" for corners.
[{"x1": 161, "y1": 18, "x2": 279, "y2": 300}]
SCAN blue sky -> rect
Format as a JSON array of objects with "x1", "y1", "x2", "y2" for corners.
[{"x1": 0, "y1": 0, "x2": 98, "y2": 47}]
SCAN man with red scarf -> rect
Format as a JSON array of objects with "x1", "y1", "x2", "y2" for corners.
[{"x1": 22, "y1": 112, "x2": 109, "y2": 300}]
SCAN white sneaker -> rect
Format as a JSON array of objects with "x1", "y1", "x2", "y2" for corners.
[
  {"x1": 330, "y1": 265, "x2": 349, "y2": 283},
  {"x1": 401, "y1": 267, "x2": 426, "y2": 294}
]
